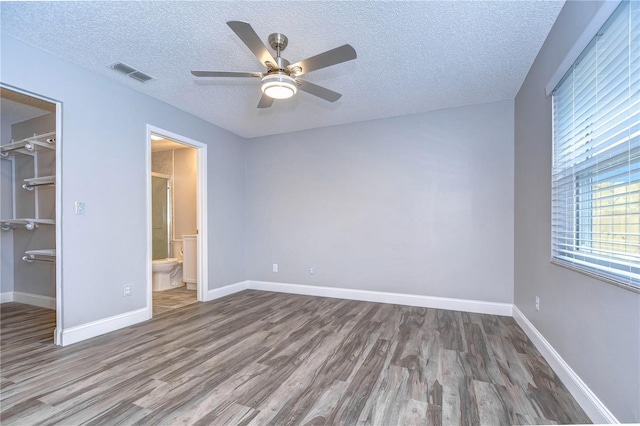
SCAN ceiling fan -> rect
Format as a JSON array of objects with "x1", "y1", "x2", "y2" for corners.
[{"x1": 191, "y1": 21, "x2": 357, "y2": 108}]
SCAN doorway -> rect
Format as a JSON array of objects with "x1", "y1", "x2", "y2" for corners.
[
  {"x1": 147, "y1": 126, "x2": 207, "y2": 317},
  {"x1": 0, "y1": 85, "x2": 61, "y2": 345}
]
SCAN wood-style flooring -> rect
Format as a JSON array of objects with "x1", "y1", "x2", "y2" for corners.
[
  {"x1": 0, "y1": 290, "x2": 590, "y2": 425},
  {"x1": 152, "y1": 286, "x2": 197, "y2": 316}
]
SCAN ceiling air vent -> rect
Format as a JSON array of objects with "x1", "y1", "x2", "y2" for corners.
[{"x1": 108, "y1": 62, "x2": 155, "y2": 83}]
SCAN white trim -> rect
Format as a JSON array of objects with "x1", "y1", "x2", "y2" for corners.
[
  {"x1": 58, "y1": 307, "x2": 149, "y2": 346},
  {"x1": 12, "y1": 291, "x2": 56, "y2": 309},
  {"x1": 545, "y1": 0, "x2": 621, "y2": 96},
  {"x1": 54, "y1": 327, "x2": 62, "y2": 345},
  {"x1": 55, "y1": 96, "x2": 63, "y2": 345},
  {"x1": 206, "y1": 281, "x2": 249, "y2": 301},
  {"x1": 246, "y1": 280, "x2": 513, "y2": 316},
  {"x1": 0, "y1": 292, "x2": 14, "y2": 303},
  {"x1": 197, "y1": 143, "x2": 208, "y2": 303},
  {"x1": 205, "y1": 280, "x2": 513, "y2": 316},
  {"x1": 512, "y1": 306, "x2": 618, "y2": 424},
  {"x1": 145, "y1": 126, "x2": 153, "y2": 321}
]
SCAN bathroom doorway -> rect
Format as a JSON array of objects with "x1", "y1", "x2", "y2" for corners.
[{"x1": 147, "y1": 126, "x2": 207, "y2": 317}]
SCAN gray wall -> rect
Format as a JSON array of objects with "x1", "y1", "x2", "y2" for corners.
[
  {"x1": 514, "y1": 1, "x2": 640, "y2": 422},
  {"x1": 246, "y1": 100, "x2": 514, "y2": 303},
  {"x1": 1, "y1": 35, "x2": 246, "y2": 328}
]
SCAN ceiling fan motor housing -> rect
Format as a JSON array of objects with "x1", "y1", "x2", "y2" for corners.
[{"x1": 273, "y1": 56, "x2": 290, "y2": 73}]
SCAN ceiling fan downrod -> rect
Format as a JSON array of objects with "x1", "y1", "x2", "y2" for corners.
[{"x1": 268, "y1": 33, "x2": 291, "y2": 73}]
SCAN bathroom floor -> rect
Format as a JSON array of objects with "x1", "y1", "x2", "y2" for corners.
[{"x1": 153, "y1": 286, "x2": 197, "y2": 316}]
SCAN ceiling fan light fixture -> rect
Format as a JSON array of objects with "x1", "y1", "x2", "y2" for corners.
[{"x1": 261, "y1": 74, "x2": 297, "y2": 99}]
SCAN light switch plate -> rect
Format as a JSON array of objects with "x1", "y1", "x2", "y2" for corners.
[{"x1": 75, "y1": 201, "x2": 86, "y2": 215}]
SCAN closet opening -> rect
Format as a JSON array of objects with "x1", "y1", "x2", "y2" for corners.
[{"x1": 0, "y1": 86, "x2": 61, "y2": 345}]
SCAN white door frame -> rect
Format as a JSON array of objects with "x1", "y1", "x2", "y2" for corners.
[
  {"x1": 0, "y1": 84, "x2": 63, "y2": 345},
  {"x1": 146, "y1": 125, "x2": 208, "y2": 314}
]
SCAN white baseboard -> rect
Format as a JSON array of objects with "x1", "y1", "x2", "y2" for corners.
[
  {"x1": 11, "y1": 291, "x2": 56, "y2": 309},
  {"x1": 246, "y1": 280, "x2": 513, "y2": 316},
  {"x1": 512, "y1": 306, "x2": 618, "y2": 424},
  {"x1": 206, "y1": 281, "x2": 248, "y2": 301},
  {"x1": 205, "y1": 280, "x2": 512, "y2": 316},
  {"x1": 0, "y1": 292, "x2": 14, "y2": 303},
  {"x1": 59, "y1": 307, "x2": 149, "y2": 346}
]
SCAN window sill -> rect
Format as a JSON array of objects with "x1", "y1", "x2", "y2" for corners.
[{"x1": 550, "y1": 259, "x2": 640, "y2": 294}]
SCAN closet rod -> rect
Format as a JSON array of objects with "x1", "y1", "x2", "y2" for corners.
[
  {"x1": 23, "y1": 182, "x2": 54, "y2": 190},
  {"x1": 22, "y1": 255, "x2": 55, "y2": 263}
]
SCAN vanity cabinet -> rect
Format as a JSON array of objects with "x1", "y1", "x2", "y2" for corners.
[{"x1": 182, "y1": 234, "x2": 197, "y2": 290}]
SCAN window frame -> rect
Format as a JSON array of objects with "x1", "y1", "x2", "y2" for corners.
[{"x1": 550, "y1": 0, "x2": 640, "y2": 293}]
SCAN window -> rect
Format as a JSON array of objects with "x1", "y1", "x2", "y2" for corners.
[{"x1": 552, "y1": 0, "x2": 639, "y2": 291}]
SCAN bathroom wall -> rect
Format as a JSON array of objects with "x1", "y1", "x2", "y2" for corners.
[
  {"x1": 151, "y1": 147, "x2": 197, "y2": 256},
  {"x1": 11, "y1": 113, "x2": 56, "y2": 298},
  {"x1": 151, "y1": 150, "x2": 172, "y2": 175},
  {"x1": 173, "y1": 148, "x2": 197, "y2": 240}
]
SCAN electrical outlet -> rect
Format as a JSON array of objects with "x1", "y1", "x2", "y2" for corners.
[
  {"x1": 272, "y1": 263, "x2": 278, "y2": 273},
  {"x1": 124, "y1": 284, "x2": 132, "y2": 297},
  {"x1": 535, "y1": 296, "x2": 540, "y2": 311},
  {"x1": 309, "y1": 266, "x2": 315, "y2": 275},
  {"x1": 75, "y1": 201, "x2": 86, "y2": 215}
]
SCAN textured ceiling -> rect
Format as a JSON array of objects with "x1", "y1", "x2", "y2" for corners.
[{"x1": 0, "y1": 1, "x2": 564, "y2": 139}]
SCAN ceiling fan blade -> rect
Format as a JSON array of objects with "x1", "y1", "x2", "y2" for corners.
[
  {"x1": 227, "y1": 21, "x2": 277, "y2": 69},
  {"x1": 289, "y1": 44, "x2": 356, "y2": 76},
  {"x1": 257, "y1": 94, "x2": 274, "y2": 108},
  {"x1": 296, "y1": 79, "x2": 342, "y2": 102},
  {"x1": 191, "y1": 71, "x2": 263, "y2": 78}
]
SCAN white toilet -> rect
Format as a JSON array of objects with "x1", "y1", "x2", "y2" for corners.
[{"x1": 151, "y1": 239, "x2": 184, "y2": 291}]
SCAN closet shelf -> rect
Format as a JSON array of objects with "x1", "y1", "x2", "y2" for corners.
[
  {"x1": 1, "y1": 218, "x2": 55, "y2": 231},
  {"x1": 25, "y1": 249, "x2": 56, "y2": 257},
  {"x1": 23, "y1": 175, "x2": 55, "y2": 190},
  {"x1": 23, "y1": 249, "x2": 56, "y2": 263},
  {"x1": 1, "y1": 131, "x2": 56, "y2": 157}
]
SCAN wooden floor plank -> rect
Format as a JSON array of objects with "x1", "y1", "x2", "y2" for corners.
[
  {"x1": 0, "y1": 291, "x2": 591, "y2": 425},
  {"x1": 152, "y1": 286, "x2": 197, "y2": 316}
]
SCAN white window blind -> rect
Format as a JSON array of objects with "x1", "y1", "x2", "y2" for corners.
[{"x1": 552, "y1": 0, "x2": 640, "y2": 291}]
